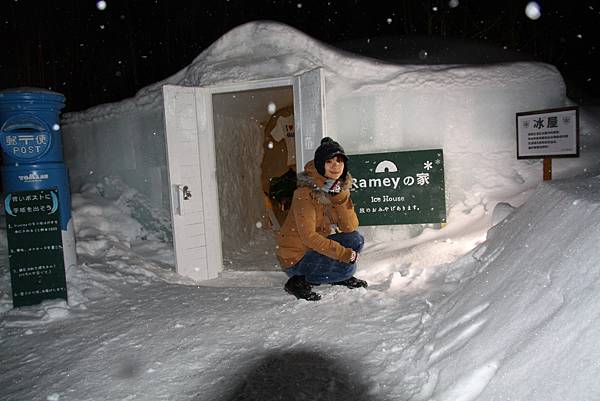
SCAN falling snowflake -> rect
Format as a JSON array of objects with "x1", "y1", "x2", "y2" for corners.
[
  {"x1": 525, "y1": 2, "x2": 541, "y2": 20},
  {"x1": 96, "y1": 0, "x2": 107, "y2": 11}
]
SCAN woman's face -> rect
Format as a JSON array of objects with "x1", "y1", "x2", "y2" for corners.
[{"x1": 324, "y1": 155, "x2": 345, "y2": 180}]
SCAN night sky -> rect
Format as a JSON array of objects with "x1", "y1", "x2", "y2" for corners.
[{"x1": 2, "y1": 0, "x2": 599, "y2": 112}]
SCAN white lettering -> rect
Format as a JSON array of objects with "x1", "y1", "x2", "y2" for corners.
[
  {"x1": 13, "y1": 145, "x2": 42, "y2": 154},
  {"x1": 354, "y1": 175, "x2": 429, "y2": 189},
  {"x1": 382, "y1": 195, "x2": 405, "y2": 202},
  {"x1": 368, "y1": 178, "x2": 382, "y2": 187},
  {"x1": 356, "y1": 176, "x2": 404, "y2": 189}
]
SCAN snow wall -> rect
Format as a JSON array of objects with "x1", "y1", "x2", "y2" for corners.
[
  {"x1": 213, "y1": 112, "x2": 265, "y2": 259},
  {"x1": 61, "y1": 21, "x2": 568, "y2": 244},
  {"x1": 62, "y1": 104, "x2": 167, "y2": 209}
]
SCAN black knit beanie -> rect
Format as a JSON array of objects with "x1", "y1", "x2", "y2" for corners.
[{"x1": 314, "y1": 137, "x2": 348, "y2": 178}]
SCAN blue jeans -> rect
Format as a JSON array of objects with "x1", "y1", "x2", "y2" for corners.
[{"x1": 286, "y1": 231, "x2": 364, "y2": 284}]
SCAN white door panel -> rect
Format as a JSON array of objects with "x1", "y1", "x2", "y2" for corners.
[
  {"x1": 293, "y1": 68, "x2": 327, "y2": 169},
  {"x1": 192, "y1": 88, "x2": 222, "y2": 278},
  {"x1": 163, "y1": 85, "x2": 221, "y2": 281}
]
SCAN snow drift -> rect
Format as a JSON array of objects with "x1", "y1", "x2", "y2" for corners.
[{"x1": 401, "y1": 176, "x2": 600, "y2": 400}]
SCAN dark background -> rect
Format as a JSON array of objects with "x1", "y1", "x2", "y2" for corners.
[{"x1": 2, "y1": 0, "x2": 599, "y2": 112}]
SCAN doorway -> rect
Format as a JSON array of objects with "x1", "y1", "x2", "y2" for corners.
[{"x1": 212, "y1": 86, "x2": 295, "y2": 271}]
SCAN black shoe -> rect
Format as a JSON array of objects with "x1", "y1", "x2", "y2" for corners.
[
  {"x1": 285, "y1": 276, "x2": 321, "y2": 301},
  {"x1": 331, "y1": 276, "x2": 368, "y2": 289}
]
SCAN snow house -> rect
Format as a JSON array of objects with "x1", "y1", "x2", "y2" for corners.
[{"x1": 61, "y1": 21, "x2": 569, "y2": 281}]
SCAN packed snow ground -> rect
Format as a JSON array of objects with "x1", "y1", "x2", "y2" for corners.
[{"x1": 1, "y1": 106, "x2": 600, "y2": 400}]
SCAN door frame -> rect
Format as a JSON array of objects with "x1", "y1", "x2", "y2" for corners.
[{"x1": 164, "y1": 69, "x2": 326, "y2": 281}]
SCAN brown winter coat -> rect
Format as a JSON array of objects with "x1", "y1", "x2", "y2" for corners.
[{"x1": 276, "y1": 160, "x2": 359, "y2": 268}]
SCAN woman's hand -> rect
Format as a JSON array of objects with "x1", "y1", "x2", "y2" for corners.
[{"x1": 349, "y1": 250, "x2": 358, "y2": 264}]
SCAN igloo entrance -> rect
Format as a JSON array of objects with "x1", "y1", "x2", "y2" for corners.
[{"x1": 212, "y1": 86, "x2": 295, "y2": 271}]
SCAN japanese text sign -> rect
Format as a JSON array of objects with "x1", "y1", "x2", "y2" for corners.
[
  {"x1": 516, "y1": 107, "x2": 579, "y2": 158},
  {"x1": 348, "y1": 149, "x2": 446, "y2": 226},
  {"x1": 4, "y1": 189, "x2": 67, "y2": 308}
]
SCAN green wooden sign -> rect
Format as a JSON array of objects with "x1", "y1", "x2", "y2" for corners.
[
  {"x1": 4, "y1": 188, "x2": 67, "y2": 308},
  {"x1": 347, "y1": 149, "x2": 446, "y2": 226}
]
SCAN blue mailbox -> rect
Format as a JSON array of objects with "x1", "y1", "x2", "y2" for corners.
[
  {"x1": 0, "y1": 89, "x2": 76, "y2": 307},
  {"x1": 0, "y1": 88, "x2": 71, "y2": 230},
  {"x1": 0, "y1": 88, "x2": 66, "y2": 164}
]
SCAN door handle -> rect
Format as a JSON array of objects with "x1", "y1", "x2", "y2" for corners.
[
  {"x1": 182, "y1": 185, "x2": 192, "y2": 200},
  {"x1": 175, "y1": 184, "x2": 192, "y2": 215}
]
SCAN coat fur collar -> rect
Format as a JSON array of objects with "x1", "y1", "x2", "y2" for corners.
[{"x1": 296, "y1": 161, "x2": 353, "y2": 205}]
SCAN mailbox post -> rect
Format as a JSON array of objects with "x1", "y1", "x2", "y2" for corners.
[{"x1": 0, "y1": 88, "x2": 75, "y2": 307}]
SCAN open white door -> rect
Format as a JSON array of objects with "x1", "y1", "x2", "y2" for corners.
[
  {"x1": 293, "y1": 68, "x2": 327, "y2": 168},
  {"x1": 162, "y1": 73, "x2": 325, "y2": 280},
  {"x1": 162, "y1": 85, "x2": 222, "y2": 281}
]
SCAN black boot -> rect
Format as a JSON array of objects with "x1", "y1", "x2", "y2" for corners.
[
  {"x1": 331, "y1": 276, "x2": 368, "y2": 289},
  {"x1": 285, "y1": 276, "x2": 321, "y2": 301}
]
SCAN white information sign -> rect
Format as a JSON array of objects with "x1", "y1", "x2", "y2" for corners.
[{"x1": 516, "y1": 107, "x2": 579, "y2": 158}]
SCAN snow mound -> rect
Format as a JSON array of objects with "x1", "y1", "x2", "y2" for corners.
[
  {"x1": 1, "y1": 299, "x2": 70, "y2": 328},
  {"x1": 72, "y1": 183, "x2": 145, "y2": 244},
  {"x1": 407, "y1": 176, "x2": 600, "y2": 400},
  {"x1": 73, "y1": 176, "x2": 171, "y2": 243},
  {"x1": 71, "y1": 179, "x2": 189, "y2": 288}
]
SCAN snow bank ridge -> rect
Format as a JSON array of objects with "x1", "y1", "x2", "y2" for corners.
[{"x1": 413, "y1": 176, "x2": 600, "y2": 400}]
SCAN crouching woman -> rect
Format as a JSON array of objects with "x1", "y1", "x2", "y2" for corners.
[{"x1": 276, "y1": 137, "x2": 367, "y2": 301}]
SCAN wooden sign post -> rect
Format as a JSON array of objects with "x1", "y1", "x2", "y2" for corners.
[{"x1": 543, "y1": 157, "x2": 552, "y2": 181}]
